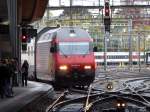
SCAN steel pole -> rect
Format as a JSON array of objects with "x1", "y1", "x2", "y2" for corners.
[
  {"x1": 143, "y1": 35, "x2": 146, "y2": 65},
  {"x1": 59, "y1": 0, "x2": 61, "y2": 6},
  {"x1": 128, "y1": 18, "x2": 132, "y2": 70},
  {"x1": 70, "y1": 0, "x2": 73, "y2": 26},
  {"x1": 34, "y1": 37, "x2": 37, "y2": 80},
  {"x1": 104, "y1": 31, "x2": 109, "y2": 71},
  {"x1": 138, "y1": 33, "x2": 141, "y2": 72}
]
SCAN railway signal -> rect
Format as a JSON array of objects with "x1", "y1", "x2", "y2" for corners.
[
  {"x1": 104, "y1": 0, "x2": 110, "y2": 17},
  {"x1": 103, "y1": 0, "x2": 111, "y2": 71},
  {"x1": 115, "y1": 99, "x2": 126, "y2": 112},
  {"x1": 21, "y1": 29, "x2": 28, "y2": 51},
  {"x1": 106, "y1": 82, "x2": 113, "y2": 90},
  {"x1": 21, "y1": 27, "x2": 37, "y2": 51},
  {"x1": 21, "y1": 36, "x2": 28, "y2": 51},
  {"x1": 104, "y1": 0, "x2": 111, "y2": 32}
]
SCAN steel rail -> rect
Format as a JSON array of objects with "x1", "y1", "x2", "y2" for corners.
[
  {"x1": 50, "y1": 91, "x2": 150, "y2": 112},
  {"x1": 46, "y1": 90, "x2": 68, "y2": 112},
  {"x1": 84, "y1": 85, "x2": 93, "y2": 112},
  {"x1": 47, "y1": 73, "x2": 150, "y2": 112},
  {"x1": 123, "y1": 81, "x2": 150, "y2": 105},
  {"x1": 88, "y1": 95, "x2": 150, "y2": 112}
]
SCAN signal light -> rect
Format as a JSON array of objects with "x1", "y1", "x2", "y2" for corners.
[
  {"x1": 104, "y1": 18, "x2": 111, "y2": 32},
  {"x1": 116, "y1": 102, "x2": 126, "y2": 108},
  {"x1": 106, "y1": 82, "x2": 113, "y2": 90},
  {"x1": 104, "y1": 2, "x2": 110, "y2": 17},
  {"x1": 104, "y1": 0, "x2": 111, "y2": 32},
  {"x1": 22, "y1": 43, "x2": 27, "y2": 51},
  {"x1": 21, "y1": 35, "x2": 28, "y2": 51},
  {"x1": 22, "y1": 35, "x2": 28, "y2": 43},
  {"x1": 116, "y1": 99, "x2": 126, "y2": 112},
  {"x1": 22, "y1": 36, "x2": 26, "y2": 39}
]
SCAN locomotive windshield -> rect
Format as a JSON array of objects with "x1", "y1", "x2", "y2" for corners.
[{"x1": 59, "y1": 42, "x2": 91, "y2": 55}]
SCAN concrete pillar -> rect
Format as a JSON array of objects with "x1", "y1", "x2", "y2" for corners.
[
  {"x1": 7, "y1": 0, "x2": 18, "y2": 58},
  {"x1": 7, "y1": 0, "x2": 22, "y2": 86}
]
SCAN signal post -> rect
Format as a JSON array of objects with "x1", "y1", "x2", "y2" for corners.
[
  {"x1": 21, "y1": 26, "x2": 37, "y2": 52},
  {"x1": 103, "y1": 0, "x2": 111, "y2": 71}
]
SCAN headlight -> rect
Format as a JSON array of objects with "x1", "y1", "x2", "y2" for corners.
[
  {"x1": 122, "y1": 103, "x2": 126, "y2": 107},
  {"x1": 117, "y1": 103, "x2": 121, "y2": 107},
  {"x1": 59, "y1": 65, "x2": 68, "y2": 70},
  {"x1": 84, "y1": 65, "x2": 91, "y2": 69}
]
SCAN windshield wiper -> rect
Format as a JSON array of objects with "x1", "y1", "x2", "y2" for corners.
[
  {"x1": 82, "y1": 50, "x2": 90, "y2": 57},
  {"x1": 59, "y1": 50, "x2": 68, "y2": 58}
]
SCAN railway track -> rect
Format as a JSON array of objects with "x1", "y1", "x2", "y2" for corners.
[
  {"x1": 46, "y1": 70, "x2": 150, "y2": 112},
  {"x1": 20, "y1": 70, "x2": 150, "y2": 112},
  {"x1": 46, "y1": 89, "x2": 150, "y2": 112},
  {"x1": 96, "y1": 68, "x2": 150, "y2": 80}
]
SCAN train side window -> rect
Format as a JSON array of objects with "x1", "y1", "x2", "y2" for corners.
[{"x1": 126, "y1": 56, "x2": 128, "y2": 58}]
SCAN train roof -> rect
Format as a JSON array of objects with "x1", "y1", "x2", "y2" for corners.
[
  {"x1": 38, "y1": 27, "x2": 91, "y2": 43},
  {"x1": 56, "y1": 27, "x2": 91, "y2": 40}
]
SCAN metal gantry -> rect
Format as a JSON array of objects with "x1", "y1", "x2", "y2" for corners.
[{"x1": 46, "y1": 5, "x2": 150, "y2": 11}]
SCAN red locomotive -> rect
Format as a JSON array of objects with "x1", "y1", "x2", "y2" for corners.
[{"x1": 36, "y1": 27, "x2": 96, "y2": 86}]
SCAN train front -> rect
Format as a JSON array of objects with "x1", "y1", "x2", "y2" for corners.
[{"x1": 55, "y1": 27, "x2": 96, "y2": 86}]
